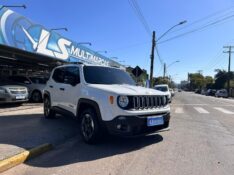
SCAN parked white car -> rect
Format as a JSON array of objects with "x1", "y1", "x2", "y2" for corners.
[
  {"x1": 215, "y1": 89, "x2": 228, "y2": 98},
  {"x1": 169, "y1": 88, "x2": 175, "y2": 97},
  {"x1": 43, "y1": 64, "x2": 171, "y2": 144},
  {"x1": 154, "y1": 84, "x2": 172, "y2": 102},
  {"x1": 9, "y1": 76, "x2": 47, "y2": 102}
]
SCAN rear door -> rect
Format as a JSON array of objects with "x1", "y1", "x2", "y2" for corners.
[
  {"x1": 50, "y1": 67, "x2": 66, "y2": 107},
  {"x1": 61, "y1": 66, "x2": 81, "y2": 114}
]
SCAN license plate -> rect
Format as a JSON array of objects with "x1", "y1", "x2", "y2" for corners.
[
  {"x1": 147, "y1": 116, "x2": 164, "y2": 127},
  {"x1": 16, "y1": 95, "x2": 25, "y2": 100}
]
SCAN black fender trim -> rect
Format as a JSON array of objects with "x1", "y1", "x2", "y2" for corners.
[
  {"x1": 43, "y1": 90, "x2": 50, "y2": 99},
  {"x1": 77, "y1": 98, "x2": 105, "y2": 129}
]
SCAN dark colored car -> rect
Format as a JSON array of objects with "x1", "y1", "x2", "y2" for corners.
[
  {"x1": 195, "y1": 89, "x2": 201, "y2": 94},
  {"x1": 206, "y1": 89, "x2": 216, "y2": 96}
]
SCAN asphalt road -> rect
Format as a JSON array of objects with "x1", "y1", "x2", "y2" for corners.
[{"x1": 2, "y1": 92, "x2": 234, "y2": 175}]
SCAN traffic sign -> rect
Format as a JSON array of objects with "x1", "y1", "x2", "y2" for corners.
[{"x1": 132, "y1": 66, "x2": 143, "y2": 77}]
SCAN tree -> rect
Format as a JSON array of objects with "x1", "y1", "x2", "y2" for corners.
[
  {"x1": 204, "y1": 76, "x2": 214, "y2": 89},
  {"x1": 214, "y1": 69, "x2": 234, "y2": 89},
  {"x1": 189, "y1": 73, "x2": 205, "y2": 90},
  {"x1": 214, "y1": 69, "x2": 228, "y2": 89}
]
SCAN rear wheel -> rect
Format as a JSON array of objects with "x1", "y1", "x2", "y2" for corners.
[
  {"x1": 44, "y1": 96, "x2": 55, "y2": 118},
  {"x1": 80, "y1": 108, "x2": 101, "y2": 144}
]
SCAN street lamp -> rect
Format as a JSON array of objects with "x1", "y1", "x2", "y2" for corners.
[
  {"x1": 77, "y1": 42, "x2": 92, "y2": 46},
  {"x1": 149, "y1": 20, "x2": 187, "y2": 87},
  {"x1": 95, "y1": 50, "x2": 107, "y2": 54},
  {"x1": 118, "y1": 60, "x2": 125, "y2": 63},
  {"x1": 0, "y1": 5, "x2": 26, "y2": 10},
  {"x1": 110, "y1": 57, "x2": 118, "y2": 60},
  {"x1": 163, "y1": 60, "x2": 180, "y2": 78},
  {"x1": 50, "y1": 28, "x2": 68, "y2": 32},
  {"x1": 156, "y1": 21, "x2": 187, "y2": 42}
]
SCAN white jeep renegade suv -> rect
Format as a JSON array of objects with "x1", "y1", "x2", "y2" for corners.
[{"x1": 44, "y1": 63, "x2": 170, "y2": 143}]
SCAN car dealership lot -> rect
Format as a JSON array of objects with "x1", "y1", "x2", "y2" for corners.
[{"x1": 1, "y1": 92, "x2": 234, "y2": 175}]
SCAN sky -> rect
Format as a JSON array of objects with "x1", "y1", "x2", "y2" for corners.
[{"x1": 2, "y1": 0, "x2": 234, "y2": 83}]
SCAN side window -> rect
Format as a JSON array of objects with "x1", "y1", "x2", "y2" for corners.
[
  {"x1": 64, "y1": 67, "x2": 80, "y2": 85},
  {"x1": 52, "y1": 68, "x2": 65, "y2": 83}
]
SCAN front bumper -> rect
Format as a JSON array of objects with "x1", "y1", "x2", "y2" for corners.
[
  {"x1": 104, "y1": 112, "x2": 170, "y2": 137},
  {"x1": 0, "y1": 94, "x2": 29, "y2": 104}
]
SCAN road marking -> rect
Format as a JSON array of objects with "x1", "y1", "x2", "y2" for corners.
[
  {"x1": 194, "y1": 107, "x2": 209, "y2": 114},
  {"x1": 172, "y1": 104, "x2": 208, "y2": 106},
  {"x1": 213, "y1": 107, "x2": 234, "y2": 114},
  {"x1": 175, "y1": 107, "x2": 184, "y2": 113}
]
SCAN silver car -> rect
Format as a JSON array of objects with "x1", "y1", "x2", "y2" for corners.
[
  {"x1": 215, "y1": 89, "x2": 228, "y2": 98},
  {"x1": 0, "y1": 79, "x2": 29, "y2": 104},
  {"x1": 8, "y1": 76, "x2": 47, "y2": 102}
]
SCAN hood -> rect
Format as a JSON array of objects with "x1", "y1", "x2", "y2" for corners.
[
  {"x1": 0, "y1": 85, "x2": 27, "y2": 89},
  {"x1": 88, "y1": 84, "x2": 167, "y2": 96}
]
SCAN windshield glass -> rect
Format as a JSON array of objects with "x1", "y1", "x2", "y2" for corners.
[
  {"x1": 155, "y1": 86, "x2": 168, "y2": 92},
  {"x1": 29, "y1": 77, "x2": 47, "y2": 84},
  {"x1": 83, "y1": 66, "x2": 135, "y2": 85}
]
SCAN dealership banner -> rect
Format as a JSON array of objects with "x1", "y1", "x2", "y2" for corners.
[{"x1": 0, "y1": 6, "x2": 120, "y2": 67}]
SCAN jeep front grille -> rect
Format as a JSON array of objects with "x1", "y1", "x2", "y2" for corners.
[{"x1": 132, "y1": 96, "x2": 167, "y2": 110}]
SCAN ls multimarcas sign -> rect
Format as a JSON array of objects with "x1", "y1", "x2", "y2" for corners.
[{"x1": 0, "y1": 6, "x2": 119, "y2": 67}]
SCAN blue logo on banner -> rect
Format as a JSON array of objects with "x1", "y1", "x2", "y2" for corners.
[{"x1": 0, "y1": 6, "x2": 119, "y2": 67}]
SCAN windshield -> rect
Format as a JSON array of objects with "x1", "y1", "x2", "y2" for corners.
[
  {"x1": 155, "y1": 86, "x2": 168, "y2": 92},
  {"x1": 83, "y1": 66, "x2": 135, "y2": 85},
  {"x1": 29, "y1": 77, "x2": 47, "y2": 84}
]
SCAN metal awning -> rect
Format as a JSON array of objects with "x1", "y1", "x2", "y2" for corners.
[{"x1": 0, "y1": 44, "x2": 65, "y2": 70}]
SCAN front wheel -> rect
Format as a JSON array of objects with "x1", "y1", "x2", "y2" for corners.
[
  {"x1": 80, "y1": 108, "x2": 101, "y2": 144},
  {"x1": 44, "y1": 96, "x2": 55, "y2": 119}
]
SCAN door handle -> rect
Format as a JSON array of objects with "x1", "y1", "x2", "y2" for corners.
[
  {"x1": 59, "y1": 88, "x2": 65, "y2": 91},
  {"x1": 49, "y1": 85, "x2": 53, "y2": 88}
]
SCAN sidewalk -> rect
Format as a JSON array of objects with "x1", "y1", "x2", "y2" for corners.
[{"x1": 0, "y1": 106, "x2": 79, "y2": 161}]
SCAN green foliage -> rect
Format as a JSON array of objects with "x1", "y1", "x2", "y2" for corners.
[
  {"x1": 188, "y1": 73, "x2": 214, "y2": 90},
  {"x1": 126, "y1": 66, "x2": 148, "y2": 86},
  {"x1": 153, "y1": 76, "x2": 176, "y2": 88}
]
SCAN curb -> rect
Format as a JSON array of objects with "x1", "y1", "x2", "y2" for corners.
[{"x1": 0, "y1": 143, "x2": 53, "y2": 173}]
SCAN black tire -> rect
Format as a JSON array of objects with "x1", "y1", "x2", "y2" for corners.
[
  {"x1": 31, "y1": 90, "x2": 42, "y2": 103},
  {"x1": 44, "y1": 96, "x2": 55, "y2": 119},
  {"x1": 80, "y1": 108, "x2": 101, "y2": 144}
]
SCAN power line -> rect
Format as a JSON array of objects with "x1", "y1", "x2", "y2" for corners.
[
  {"x1": 171, "y1": 6, "x2": 234, "y2": 34},
  {"x1": 155, "y1": 46, "x2": 164, "y2": 66},
  {"x1": 158, "y1": 14, "x2": 234, "y2": 44},
  {"x1": 128, "y1": 0, "x2": 151, "y2": 36},
  {"x1": 198, "y1": 39, "x2": 234, "y2": 72}
]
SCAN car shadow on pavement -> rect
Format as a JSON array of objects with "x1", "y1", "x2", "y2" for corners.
[
  {"x1": 0, "y1": 113, "x2": 79, "y2": 151},
  {"x1": 26, "y1": 134, "x2": 163, "y2": 168},
  {"x1": 0, "y1": 112, "x2": 163, "y2": 168}
]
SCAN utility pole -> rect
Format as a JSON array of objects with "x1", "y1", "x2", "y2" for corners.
[
  {"x1": 150, "y1": 31, "x2": 156, "y2": 87},
  {"x1": 223, "y1": 46, "x2": 234, "y2": 96},
  {"x1": 163, "y1": 63, "x2": 166, "y2": 78}
]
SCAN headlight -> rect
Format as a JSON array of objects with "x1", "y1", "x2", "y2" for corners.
[
  {"x1": 118, "y1": 96, "x2": 129, "y2": 108},
  {"x1": 0, "y1": 87, "x2": 7, "y2": 94}
]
